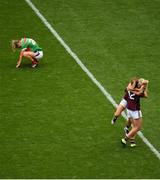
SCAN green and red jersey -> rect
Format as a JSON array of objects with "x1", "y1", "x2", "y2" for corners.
[{"x1": 20, "y1": 38, "x2": 42, "y2": 52}]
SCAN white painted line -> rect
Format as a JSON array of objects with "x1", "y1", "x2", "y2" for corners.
[{"x1": 25, "y1": 0, "x2": 160, "y2": 160}]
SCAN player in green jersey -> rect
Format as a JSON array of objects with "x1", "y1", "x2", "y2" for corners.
[{"x1": 12, "y1": 37, "x2": 43, "y2": 68}]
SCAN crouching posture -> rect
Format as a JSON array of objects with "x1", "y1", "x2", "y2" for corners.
[{"x1": 12, "y1": 37, "x2": 43, "y2": 68}]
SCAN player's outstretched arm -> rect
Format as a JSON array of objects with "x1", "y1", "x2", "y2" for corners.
[{"x1": 16, "y1": 51, "x2": 23, "y2": 68}]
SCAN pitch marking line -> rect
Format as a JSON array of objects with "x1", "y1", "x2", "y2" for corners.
[{"x1": 25, "y1": 0, "x2": 160, "y2": 160}]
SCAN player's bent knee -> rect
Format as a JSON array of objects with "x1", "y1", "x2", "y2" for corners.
[{"x1": 22, "y1": 52, "x2": 28, "y2": 57}]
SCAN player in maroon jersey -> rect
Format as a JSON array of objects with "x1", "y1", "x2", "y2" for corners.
[
  {"x1": 121, "y1": 78, "x2": 149, "y2": 147},
  {"x1": 111, "y1": 78, "x2": 145, "y2": 125}
]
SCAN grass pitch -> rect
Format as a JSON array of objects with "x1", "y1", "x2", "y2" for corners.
[{"x1": 0, "y1": 0, "x2": 160, "y2": 178}]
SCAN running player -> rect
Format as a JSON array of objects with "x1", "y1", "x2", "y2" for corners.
[{"x1": 12, "y1": 37, "x2": 43, "y2": 68}]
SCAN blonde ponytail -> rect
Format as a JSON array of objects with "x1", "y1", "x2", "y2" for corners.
[{"x1": 11, "y1": 40, "x2": 20, "y2": 52}]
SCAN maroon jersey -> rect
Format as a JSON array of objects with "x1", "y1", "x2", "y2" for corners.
[{"x1": 123, "y1": 90, "x2": 144, "y2": 111}]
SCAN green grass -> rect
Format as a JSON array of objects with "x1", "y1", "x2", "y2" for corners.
[{"x1": 0, "y1": 0, "x2": 160, "y2": 178}]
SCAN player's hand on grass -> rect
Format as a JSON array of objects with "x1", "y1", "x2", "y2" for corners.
[{"x1": 16, "y1": 62, "x2": 20, "y2": 68}]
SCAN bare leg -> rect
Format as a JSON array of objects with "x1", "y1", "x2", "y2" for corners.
[
  {"x1": 121, "y1": 118, "x2": 142, "y2": 147},
  {"x1": 127, "y1": 118, "x2": 142, "y2": 138},
  {"x1": 124, "y1": 118, "x2": 132, "y2": 134},
  {"x1": 111, "y1": 105, "x2": 125, "y2": 124},
  {"x1": 25, "y1": 55, "x2": 35, "y2": 62},
  {"x1": 114, "y1": 105, "x2": 125, "y2": 117},
  {"x1": 22, "y1": 52, "x2": 38, "y2": 67}
]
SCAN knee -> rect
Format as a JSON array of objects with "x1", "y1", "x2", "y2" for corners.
[
  {"x1": 114, "y1": 112, "x2": 120, "y2": 117},
  {"x1": 114, "y1": 109, "x2": 123, "y2": 117},
  {"x1": 22, "y1": 52, "x2": 28, "y2": 57},
  {"x1": 22, "y1": 51, "x2": 31, "y2": 58}
]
